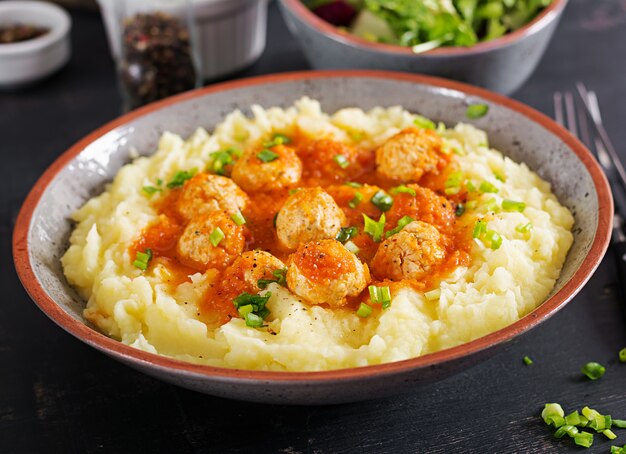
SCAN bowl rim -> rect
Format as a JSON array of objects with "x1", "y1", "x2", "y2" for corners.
[
  {"x1": 13, "y1": 70, "x2": 612, "y2": 384},
  {"x1": 278, "y1": 0, "x2": 568, "y2": 57},
  {"x1": 0, "y1": 0, "x2": 71, "y2": 56}
]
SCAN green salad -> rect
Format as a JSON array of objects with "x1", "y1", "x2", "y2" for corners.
[{"x1": 304, "y1": 0, "x2": 552, "y2": 52}]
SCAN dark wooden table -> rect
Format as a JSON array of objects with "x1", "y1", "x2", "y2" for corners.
[{"x1": 2, "y1": 1, "x2": 626, "y2": 452}]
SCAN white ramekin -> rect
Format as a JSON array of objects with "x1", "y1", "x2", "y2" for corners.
[
  {"x1": 0, "y1": 1, "x2": 72, "y2": 89},
  {"x1": 97, "y1": 0, "x2": 268, "y2": 81}
]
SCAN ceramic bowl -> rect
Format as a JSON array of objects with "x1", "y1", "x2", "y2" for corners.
[
  {"x1": 278, "y1": 0, "x2": 567, "y2": 95},
  {"x1": 13, "y1": 71, "x2": 611, "y2": 405},
  {"x1": 0, "y1": 1, "x2": 71, "y2": 89}
]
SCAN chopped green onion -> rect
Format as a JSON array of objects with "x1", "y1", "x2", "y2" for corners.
[
  {"x1": 257, "y1": 149, "x2": 279, "y2": 163},
  {"x1": 333, "y1": 154, "x2": 350, "y2": 169},
  {"x1": 245, "y1": 312, "x2": 265, "y2": 327},
  {"x1": 619, "y1": 348, "x2": 626, "y2": 362},
  {"x1": 288, "y1": 188, "x2": 302, "y2": 195},
  {"x1": 390, "y1": 185, "x2": 416, "y2": 196},
  {"x1": 132, "y1": 248, "x2": 153, "y2": 271},
  {"x1": 209, "y1": 149, "x2": 239, "y2": 175},
  {"x1": 370, "y1": 190, "x2": 393, "y2": 212},
  {"x1": 356, "y1": 303, "x2": 373, "y2": 318},
  {"x1": 345, "y1": 181, "x2": 362, "y2": 188},
  {"x1": 233, "y1": 292, "x2": 271, "y2": 309},
  {"x1": 479, "y1": 181, "x2": 498, "y2": 193},
  {"x1": 613, "y1": 419, "x2": 626, "y2": 428},
  {"x1": 445, "y1": 187, "x2": 461, "y2": 196},
  {"x1": 494, "y1": 172, "x2": 506, "y2": 182},
  {"x1": 167, "y1": 168, "x2": 197, "y2": 188},
  {"x1": 344, "y1": 241, "x2": 360, "y2": 254},
  {"x1": 156, "y1": 178, "x2": 163, "y2": 186},
  {"x1": 574, "y1": 431, "x2": 593, "y2": 448},
  {"x1": 466, "y1": 200, "x2": 477, "y2": 210},
  {"x1": 516, "y1": 223, "x2": 533, "y2": 237},
  {"x1": 604, "y1": 430, "x2": 618, "y2": 440},
  {"x1": 610, "y1": 446, "x2": 624, "y2": 454},
  {"x1": 209, "y1": 228, "x2": 225, "y2": 247},
  {"x1": 523, "y1": 356, "x2": 533, "y2": 366},
  {"x1": 258, "y1": 268, "x2": 288, "y2": 289},
  {"x1": 237, "y1": 304, "x2": 254, "y2": 318},
  {"x1": 466, "y1": 181, "x2": 477, "y2": 192},
  {"x1": 386, "y1": 215, "x2": 415, "y2": 237},
  {"x1": 413, "y1": 115, "x2": 436, "y2": 130},
  {"x1": 230, "y1": 211, "x2": 246, "y2": 226},
  {"x1": 466, "y1": 103, "x2": 489, "y2": 119},
  {"x1": 264, "y1": 133, "x2": 291, "y2": 147},
  {"x1": 424, "y1": 288, "x2": 441, "y2": 301},
  {"x1": 445, "y1": 171, "x2": 464, "y2": 189},
  {"x1": 336, "y1": 226, "x2": 358, "y2": 243},
  {"x1": 581, "y1": 362, "x2": 606, "y2": 380},
  {"x1": 554, "y1": 425, "x2": 578, "y2": 439},
  {"x1": 473, "y1": 219, "x2": 487, "y2": 239},
  {"x1": 565, "y1": 411, "x2": 582, "y2": 426},
  {"x1": 485, "y1": 230, "x2": 503, "y2": 250},
  {"x1": 348, "y1": 192, "x2": 363, "y2": 209},
  {"x1": 368, "y1": 285, "x2": 392, "y2": 309},
  {"x1": 273, "y1": 212, "x2": 278, "y2": 227},
  {"x1": 542, "y1": 403, "x2": 565, "y2": 427},
  {"x1": 502, "y1": 199, "x2": 526, "y2": 212},
  {"x1": 455, "y1": 204, "x2": 465, "y2": 217},
  {"x1": 482, "y1": 197, "x2": 499, "y2": 213},
  {"x1": 363, "y1": 213, "x2": 386, "y2": 242},
  {"x1": 142, "y1": 186, "x2": 162, "y2": 196}
]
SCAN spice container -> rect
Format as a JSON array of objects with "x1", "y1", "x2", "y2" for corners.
[{"x1": 115, "y1": 0, "x2": 201, "y2": 110}]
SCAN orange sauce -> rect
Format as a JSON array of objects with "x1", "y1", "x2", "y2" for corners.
[{"x1": 129, "y1": 130, "x2": 473, "y2": 325}]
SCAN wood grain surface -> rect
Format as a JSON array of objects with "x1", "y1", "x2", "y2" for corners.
[{"x1": 1, "y1": 1, "x2": 626, "y2": 453}]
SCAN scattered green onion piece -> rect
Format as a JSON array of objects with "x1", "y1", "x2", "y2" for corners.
[
  {"x1": 436, "y1": 122, "x2": 446, "y2": 133},
  {"x1": 209, "y1": 228, "x2": 225, "y2": 247},
  {"x1": 273, "y1": 212, "x2": 278, "y2": 227},
  {"x1": 494, "y1": 172, "x2": 506, "y2": 182},
  {"x1": 574, "y1": 431, "x2": 593, "y2": 448},
  {"x1": 482, "y1": 198, "x2": 499, "y2": 213},
  {"x1": 516, "y1": 222, "x2": 533, "y2": 235},
  {"x1": 445, "y1": 187, "x2": 461, "y2": 196},
  {"x1": 413, "y1": 115, "x2": 436, "y2": 130},
  {"x1": 466, "y1": 103, "x2": 489, "y2": 119},
  {"x1": 466, "y1": 181, "x2": 477, "y2": 192},
  {"x1": 390, "y1": 185, "x2": 416, "y2": 196},
  {"x1": 565, "y1": 411, "x2": 582, "y2": 426},
  {"x1": 344, "y1": 241, "x2": 360, "y2": 254},
  {"x1": 142, "y1": 186, "x2": 161, "y2": 196},
  {"x1": 289, "y1": 188, "x2": 302, "y2": 195},
  {"x1": 542, "y1": 403, "x2": 565, "y2": 427},
  {"x1": 245, "y1": 312, "x2": 265, "y2": 327},
  {"x1": 345, "y1": 181, "x2": 362, "y2": 188},
  {"x1": 455, "y1": 204, "x2": 465, "y2": 217},
  {"x1": 606, "y1": 415, "x2": 613, "y2": 429},
  {"x1": 257, "y1": 268, "x2": 287, "y2": 289},
  {"x1": 257, "y1": 149, "x2": 279, "y2": 163},
  {"x1": 230, "y1": 211, "x2": 246, "y2": 226},
  {"x1": 604, "y1": 430, "x2": 618, "y2": 440},
  {"x1": 363, "y1": 213, "x2": 386, "y2": 242},
  {"x1": 472, "y1": 219, "x2": 487, "y2": 239},
  {"x1": 612, "y1": 419, "x2": 626, "y2": 428},
  {"x1": 523, "y1": 356, "x2": 533, "y2": 366},
  {"x1": 132, "y1": 248, "x2": 153, "y2": 271},
  {"x1": 386, "y1": 215, "x2": 415, "y2": 237},
  {"x1": 336, "y1": 226, "x2": 359, "y2": 243},
  {"x1": 370, "y1": 190, "x2": 393, "y2": 212},
  {"x1": 333, "y1": 154, "x2": 350, "y2": 169},
  {"x1": 238, "y1": 304, "x2": 254, "y2": 318},
  {"x1": 349, "y1": 192, "x2": 363, "y2": 209},
  {"x1": 444, "y1": 172, "x2": 464, "y2": 196},
  {"x1": 485, "y1": 230, "x2": 503, "y2": 250},
  {"x1": 479, "y1": 181, "x2": 498, "y2": 193},
  {"x1": 610, "y1": 446, "x2": 626, "y2": 454},
  {"x1": 424, "y1": 288, "x2": 441, "y2": 301},
  {"x1": 264, "y1": 133, "x2": 291, "y2": 147},
  {"x1": 466, "y1": 200, "x2": 477, "y2": 210},
  {"x1": 554, "y1": 425, "x2": 578, "y2": 439},
  {"x1": 156, "y1": 178, "x2": 163, "y2": 186},
  {"x1": 167, "y1": 168, "x2": 197, "y2": 188},
  {"x1": 619, "y1": 348, "x2": 626, "y2": 362},
  {"x1": 581, "y1": 362, "x2": 606, "y2": 380},
  {"x1": 209, "y1": 150, "x2": 234, "y2": 175},
  {"x1": 502, "y1": 199, "x2": 526, "y2": 212},
  {"x1": 356, "y1": 303, "x2": 373, "y2": 318},
  {"x1": 368, "y1": 285, "x2": 392, "y2": 309}
]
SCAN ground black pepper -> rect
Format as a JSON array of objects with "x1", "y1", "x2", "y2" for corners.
[
  {"x1": 0, "y1": 24, "x2": 49, "y2": 44},
  {"x1": 120, "y1": 12, "x2": 197, "y2": 109}
]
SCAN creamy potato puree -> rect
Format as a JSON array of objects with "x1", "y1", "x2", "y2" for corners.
[{"x1": 61, "y1": 98, "x2": 574, "y2": 371}]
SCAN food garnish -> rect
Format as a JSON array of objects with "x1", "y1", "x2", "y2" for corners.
[
  {"x1": 133, "y1": 249, "x2": 153, "y2": 271},
  {"x1": 581, "y1": 362, "x2": 606, "y2": 380}
]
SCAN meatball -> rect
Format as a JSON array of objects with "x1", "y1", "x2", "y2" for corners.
[
  {"x1": 287, "y1": 239, "x2": 370, "y2": 307},
  {"x1": 370, "y1": 221, "x2": 446, "y2": 281},
  {"x1": 224, "y1": 250, "x2": 286, "y2": 293},
  {"x1": 231, "y1": 144, "x2": 302, "y2": 191},
  {"x1": 386, "y1": 184, "x2": 456, "y2": 234},
  {"x1": 376, "y1": 127, "x2": 444, "y2": 182},
  {"x1": 176, "y1": 211, "x2": 245, "y2": 270},
  {"x1": 175, "y1": 173, "x2": 248, "y2": 223},
  {"x1": 298, "y1": 139, "x2": 360, "y2": 185},
  {"x1": 276, "y1": 187, "x2": 346, "y2": 250}
]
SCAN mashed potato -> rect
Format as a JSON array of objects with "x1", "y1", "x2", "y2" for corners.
[{"x1": 61, "y1": 98, "x2": 574, "y2": 371}]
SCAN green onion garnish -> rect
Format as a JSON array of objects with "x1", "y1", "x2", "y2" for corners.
[
  {"x1": 345, "y1": 181, "x2": 362, "y2": 188},
  {"x1": 245, "y1": 312, "x2": 265, "y2": 328},
  {"x1": 455, "y1": 204, "x2": 465, "y2": 217},
  {"x1": 142, "y1": 186, "x2": 162, "y2": 196},
  {"x1": 209, "y1": 148, "x2": 240, "y2": 175},
  {"x1": 613, "y1": 419, "x2": 626, "y2": 428},
  {"x1": 368, "y1": 285, "x2": 392, "y2": 309},
  {"x1": 233, "y1": 292, "x2": 272, "y2": 328},
  {"x1": 257, "y1": 268, "x2": 287, "y2": 289},
  {"x1": 554, "y1": 424, "x2": 578, "y2": 439},
  {"x1": 257, "y1": 149, "x2": 279, "y2": 163},
  {"x1": 466, "y1": 103, "x2": 489, "y2": 119},
  {"x1": 479, "y1": 181, "x2": 498, "y2": 193},
  {"x1": 565, "y1": 412, "x2": 582, "y2": 426},
  {"x1": 482, "y1": 197, "x2": 498, "y2": 213},
  {"x1": 356, "y1": 303, "x2": 373, "y2": 318},
  {"x1": 344, "y1": 241, "x2": 360, "y2": 254},
  {"x1": 542, "y1": 403, "x2": 565, "y2": 427},
  {"x1": 237, "y1": 304, "x2": 253, "y2": 318},
  {"x1": 230, "y1": 211, "x2": 246, "y2": 226},
  {"x1": 516, "y1": 222, "x2": 533, "y2": 235},
  {"x1": 209, "y1": 227, "x2": 225, "y2": 247},
  {"x1": 413, "y1": 115, "x2": 436, "y2": 130},
  {"x1": 390, "y1": 185, "x2": 416, "y2": 197},
  {"x1": 581, "y1": 362, "x2": 606, "y2": 380},
  {"x1": 132, "y1": 248, "x2": 153, "y2": 271},
  {"x1": 333, "y1": 154, "x2": 350, "y2": 169},
  {"x1": 502, "y1": 199, "x2": 526, "y2": 212},
  {"x1": 574, "y1": 432, "x2": 593, "y2": 448},
  {"x1": 363, "y1": 213, "x2": 386, "y2": 242},
  {"x1": 424, "y1": 288, "x2": 441, "y2": 301},
  {"x1": 264, "y1": 133, "x2": 291, "y2": 147},
  {"x1": 466, "y1": 181, "x2": 477, "y2": 192},
  {"x1": 386, "y1": 215, "x2": 415, "y2": 237},
  {"x1": 523, "y1": 356, "x2": 533, "y2": 366},
  {"x1": 494, "y1": 172, "x2": 506, "y2": 182},
  {"x1": 484, "y1": 230, "x2": 502, "y2": 250},
  {"x1": 273, "y1": 212, "x2": 278, "y2": 227},
  {"x1": 370, "y1": 190, "x2": 393, "y2": 212},
  {"x1": 167, "y1": 168, "x2": 197, "y2": 188},
  {"x1": 472, "y1": 219, "x2": 487, "y2": 239},
  {"x1": 336, "y1": 226, "x2": 358, "y2": 243},
  {"x1": 288, "y1": 188, "x2": 302, "y2": 195},
  {"x1": 348, "y1": 192, "x2": 363, "y2": 209},
  {"x1": 604, "y1": 430, "x2": 618, "y2": 440},
  {"x1": 619, "y1": 348, "x2": 626, "y2": 362},
  {"x1": 445, "y1": 171, "x2": 464, "y2": 190}
]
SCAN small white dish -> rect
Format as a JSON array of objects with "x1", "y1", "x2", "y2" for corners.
[{"x1": 0, "y1": 1, "x2": 71, "y2": 89}]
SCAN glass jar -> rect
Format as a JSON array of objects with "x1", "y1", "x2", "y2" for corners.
[{"x1": 115, "y1": 0, "x2": 201, "y2": 111}]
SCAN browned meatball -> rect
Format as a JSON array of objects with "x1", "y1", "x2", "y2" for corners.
[
  {"x1": 376, "y1": 127, "x2": 443, "y2": 182},
  {"x1": 276, "y1": 187, "x2": 346, "y2": 250},
  {"x1": 224, "y1": 250, "x2": 286, "y2": 293},
  {"x1": 286, "y1": 239, "x2": 370, "y2": 307},
  {"x1": 231, "y1": 144, "x2": 302, "y2": 191},
  {"x1": 370, "y1": 221, "x2": 446, "y2": 281}
]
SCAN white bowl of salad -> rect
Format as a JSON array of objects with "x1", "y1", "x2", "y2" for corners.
[{"x1": 278, "y1": 0, "x2": 567, "y2": 94}]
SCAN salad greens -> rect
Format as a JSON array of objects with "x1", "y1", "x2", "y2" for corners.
[{"x1": 304, "y1": 0, "x2": 552, "y2": 52}]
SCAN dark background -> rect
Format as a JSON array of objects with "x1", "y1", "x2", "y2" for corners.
[{"x1": 2, "y1": 0, "x2": 626, "y2": 452}]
